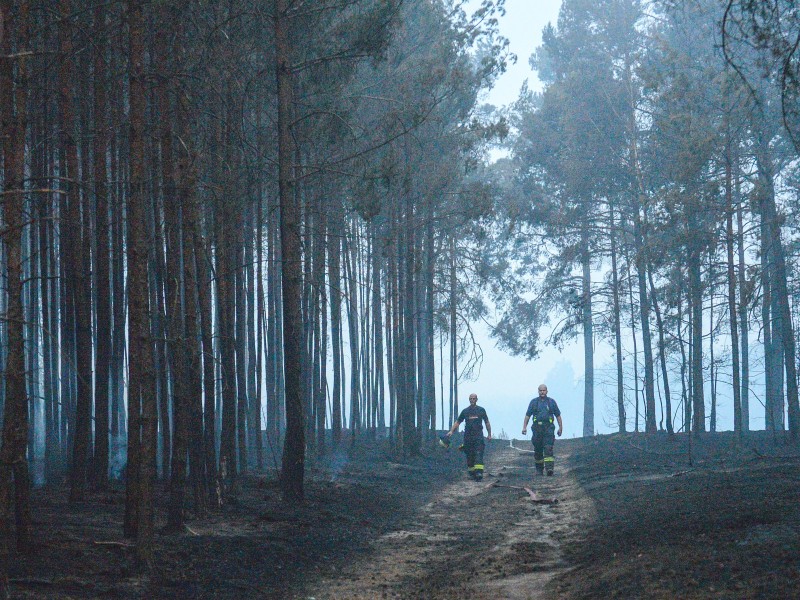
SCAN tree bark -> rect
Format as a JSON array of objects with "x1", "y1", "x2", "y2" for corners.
[
  {"x1": 689, "y1": 242, "x2": 705, "y2": 434},
  {"x1": 59, "y1": 0, "x2": 93, "y2": 503},
  {"x1": 648, "y1": 267, "x2": 673, "y2": 434},
  {"x1": 581, "y1": 226, "x2": 594, "y2": 437},
  {"x1": 756, "y1": 132, "x2": 800, "y2": 436},
  {"x1": 127, "y1": 0, "x2": 157, "y2": 566},
  {"x1": 329, "y1": 201, "x2": 343, "y2": 443},
  {"x1": 736, "y1": 170, "x2": 749, "y2": 432},
  {"x1": 92, "y1": 2, "x2": 111, "y2": 491},
  {"x1": 725, "y1": 149, "x2": 742, "y2": 435},
  {"x1": 275, "y1": 0, "x2": 305, "y2": 501},
  {"x1": 0, "y1": 4, "x2": 34, "y2": 593},
  {"x1": 609, "y1": 206, "x2": 626, "y2": 432}
]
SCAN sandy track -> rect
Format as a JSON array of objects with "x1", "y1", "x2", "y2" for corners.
[{"x1": 296, "y1": 440, "x2": 594, "y2": 600}]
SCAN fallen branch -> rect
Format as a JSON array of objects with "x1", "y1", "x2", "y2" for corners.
[
  {"x1": 671, "y1": 469, "x2": 695, "y2": 477},
  {"x1": 492, "y1": 483, "x2": 526, "y2": 490},
  {"x1": 523, "y1": 486, "x2": 559, "y2": 504},
  {"x1": 509, "y1": 439, "x2": 536, "y2": 454},
  {"x1": 492, "y1": 482, "x2": 559, "y2": 504},
  {"x1": 184, "y1": 524, "x2": 200, "y2": 536},
  {"x1": 9, "y1": 578, "x2": 53, "y2": 586},
  {"x1": 93, "y1": 540, "x2": 134, "y2": 548}
]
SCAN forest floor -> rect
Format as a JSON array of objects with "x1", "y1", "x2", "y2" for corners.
[{"x1": 9, "y1": 430, "x2": 800, "y2": 599}]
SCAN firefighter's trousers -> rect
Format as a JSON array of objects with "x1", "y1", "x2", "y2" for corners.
[
  {"x1": 463, "y1": 437, "x2": 485, "y2": 477},
  {"x1": 531, "y1": 423, "x2": 555, "y2": 473}
]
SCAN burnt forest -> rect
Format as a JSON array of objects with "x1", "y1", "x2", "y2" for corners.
[{"x1": 2, "y1": 1, "x2": 800, "y2": 598}]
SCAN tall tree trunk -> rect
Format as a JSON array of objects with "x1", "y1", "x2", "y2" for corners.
[
  {"x1": 677, "y1": 276, "x2": 690, "y2": 432},
  {"x1": 92, "y1": 2, "x2": 111, "y2": 490},
  {"x1": 256, "y1": 194, "x2": 267, "y2": 469},
  {"x1": 756, "y1": 134, "x2": 800, "y2": 436},
  {"x1": 725, "y1": 149, "x2": 742, "y2": 436},
  {"x1": 0, "y1": 4, "x2": 34, "y2": 593},
  {"x1": 449, "y1": 237, "x2": 458, "y2": 427},
  {"x1": 609, "y1": 206, "x2": 626, "y2": 432},
  {"x1": 761, "y1": 190, "x2": 780, "y2": 431},
  {"x1": 421, "y1": 205, "x2": 436, "y2": 438},
  {"x1": 235, "y1": 219, "x2": 249, "y2": 474},
  {"x1": 191, "y1": 188, "x2": 217, "y2": 495},
  {"x1": 581, "y1": 226, "x2": 594, "y2": 437},
  {"x1": 624, "y1": 254, "x2": 640, "y2": 432},
  {"x1": 689, "y1": 236, "x2": 705, "y2": 434},
  {"x1": 648, "y1": 267, "x2": 673, "y2": 434},
  {"x1": 372, "y1": 226, "x2": 385, "y2": 433},
  {"x1": 634, "y1": 215, "x2": 656, "y2": 433},
  {"x1": 736, "y1": 157, "x2": 749, "y2": 432},
  {"x1": 216, "y1": 198, "x2": 238, "y2": 496},
  {"x1": 275, "y1": 0, "x2": 305, "y2": 501},
  {"x1": 149, "y1": 192, "x2": 171, "y2": 479},
  {"x1": 127, "y1": 0, "x2": 157, "y2": 566},
  {"x1": 60, "y1": 0, "x2": 93, "y2": 503},
  {"x1": 344, "y1": 226, "x2": 361, "y2": 437},
  {"x1": 709, "y1": 258, "x2": 717, "y2": 433},
  {"x1": 174, "y1": 84, "x2": 206, "y2": 512},
  {"x1": 245, "y1": 204, "x2": 262, "y2": 468},
  {"x1": 111, "y1": 131, "x2": 127, "y2": 447},
  {"x1": 41, "y1": 193, "x2": 59, "y2": 481},
  {"x1": 329, "y1": 202, "x2": 343, "y2": 443},
  {"x1": 313, "y1": 197, "x2": 328, "y2": 453},
  {"x1": 157, "y1": 9, "x2": 191, "y2": 529},
  {"x1": 401, "y1": 199, "x2": 418, "y2": 454},
  {"x1": 265, "y1": 211, "x2": 282, "y2": 449}
]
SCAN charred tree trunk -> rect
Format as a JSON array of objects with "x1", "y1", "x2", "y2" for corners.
[
  {"x1": 275, "y1": 0, "x2": 305, "y2": 501},
  {"x1": 725, "y1": 149, "x2": 742, "y2": 436},
  {"x1": 127, "y1": 0, "x2": 157, "y2": 566},
  {"x1": 0, "y1": 4, "x2": 34, "y2": 593},
  {"x1": 647, "y1": 267, "x2": 673, "y2": 435},
  {"x1": 449, "y1": 236, "x2": 458, "y2": 427},
  {"x1": 329, "y1": 202, "x2": 343, "y2": 444},
  {"x1": 59, "y1": 0, "x2": 93, "y2": 503},
  {"x1": 756, "y1": 134, "x2": 800, "y2": 436},
  {"x1": 634, "y1": 215, "x2": 656, "y2": 433},
  {"x1": 581, "y1": 226, "x2": 594, "y2": 437},
  {"x1": 736, "y1": 158, "x2": 750, "y2": 432},
  {"x1": 191, "y1": 188, "x2": 217, "y2": 496},
  {"x1": 92, "y1": 2, "x2": 111, "y2": 490},
  {"x1": 609, "y1": 206, "x2": 626, "y2": 432},
  {"x1": 216, "y1": 197, "x2": 238, "y2": 496},
  {"x1": 689, "y1": 246, "x2": 705, "y2": 434},
  {"x1": 235, "y1": 218, "x2": 249, "y2": 474},
  {"x1": 372, "y1": 224, "x2": 385, "y2": 433}
]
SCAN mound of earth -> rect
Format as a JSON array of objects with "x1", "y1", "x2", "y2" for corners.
[{"x1": 9, "y1": 430, "x2": 800, "y2": 598}]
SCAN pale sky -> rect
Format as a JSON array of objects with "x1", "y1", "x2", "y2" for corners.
[{"x1": 477, "y1": 0, "x2": 561, "y2": 103}]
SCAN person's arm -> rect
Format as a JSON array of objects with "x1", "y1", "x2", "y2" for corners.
[
  {"x1": 522, "y1": 414, "x2": 530, "y2": 435},
  {"x1": 446, "y1": 419, "x2": 461, "y2": 437},
  {"x1": 556, "y1": 414, "x2": 563, "y2": 437},
  {"x1": 484, "y1": 417, "x2": 492, "y2": 441}
]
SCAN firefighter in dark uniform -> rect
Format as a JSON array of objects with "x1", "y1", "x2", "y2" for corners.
[
  {"x1": 445, "y1": 393, "x2": 492, "y2": 481},
  {"x1": 522, "y1": 384, "x2": 563, "y2": 476}
]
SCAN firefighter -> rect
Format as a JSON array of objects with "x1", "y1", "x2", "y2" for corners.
[
  {"x1": 522, "y1": 384, "x2": 563, "y2": 476},
  {"x1": 444, "y1": 393, "x2": 492, "y2": 481}
]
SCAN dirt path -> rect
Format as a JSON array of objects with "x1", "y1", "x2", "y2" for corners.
[
  {"x1": 294, "y1": 440, "x2": 593, "y2": 600},
  {"x1": 13, "y1": 431, "x2": 800, "y2": 599}
]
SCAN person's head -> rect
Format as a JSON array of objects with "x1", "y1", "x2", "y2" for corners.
[
  {"x1": 538, "y1": 385, "x2": 548, "y2": 397},
  {"x1": 468, "y1": 393, "x2": 478, "y2": 406}
]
